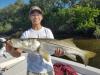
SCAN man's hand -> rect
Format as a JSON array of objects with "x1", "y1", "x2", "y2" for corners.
[
  {"x1": 6, "y1": 41, "x2": 22, "y2": 57},
  {"x1": 54, "y1": 48, "x2": 64, "y2": 57}
]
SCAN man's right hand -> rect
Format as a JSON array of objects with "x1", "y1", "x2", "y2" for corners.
[{"x1": 6, "y1": 41, "x2": 22, "y2": 57}]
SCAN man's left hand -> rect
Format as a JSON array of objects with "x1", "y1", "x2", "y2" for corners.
[{"x1": 54, "y1": 48, "x2": 64, "y2": 57}]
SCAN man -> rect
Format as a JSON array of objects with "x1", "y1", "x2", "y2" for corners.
[{"x1": 6, "y1": 6, "x2": 63, "y2": 75}]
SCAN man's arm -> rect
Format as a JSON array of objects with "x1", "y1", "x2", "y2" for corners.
[{"x1": 6, "y1": 31, "x2": 26, "y2": 57}]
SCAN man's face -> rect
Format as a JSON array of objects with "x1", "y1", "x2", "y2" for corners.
[{"x1": 29, "y1": 11, "x2": 43, "y2": 25}]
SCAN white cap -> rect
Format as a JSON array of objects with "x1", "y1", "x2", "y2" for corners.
[{"x1": 29, "y1": 6, "x2": 43, "y2": 14}]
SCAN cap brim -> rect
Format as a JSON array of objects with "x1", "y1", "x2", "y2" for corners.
[{"x1": 29, "y1": 9, "x2": 43, "y2": 15}]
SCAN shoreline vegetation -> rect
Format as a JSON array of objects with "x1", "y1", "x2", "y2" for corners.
[{"x1": 0, "y1": 0, "x2": 100, "y2": 39}]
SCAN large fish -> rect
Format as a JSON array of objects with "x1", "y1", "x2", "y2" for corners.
[{"x1": 1, "y1": 38, "x2": 96, "y2": 65}]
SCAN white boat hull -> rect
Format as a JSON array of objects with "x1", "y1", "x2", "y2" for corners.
[{"x1": 0, "y1": 54, "x2": 100, "y2": 75}]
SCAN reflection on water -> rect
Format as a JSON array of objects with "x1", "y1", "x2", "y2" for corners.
[{"x1": 73, "y1": 39, "x2": 100, "y2": 69}]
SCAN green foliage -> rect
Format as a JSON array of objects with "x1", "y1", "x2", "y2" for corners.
[
  {"x1": 93, "y1": 26, "x2": 100, "y2": 39},
  {"x1": 0, "y1": 0, "x2": 100, "y2": 38},
  {"x1": 43, "y1": 8, "x2": 75, "y2": 34},
  {"x1": 0, "y1": 24, "x2": 4, "y2": 32},
  {"x1": 0, "y1": 22, "x2": 12, "y2": 32},
  {"x1": 72, "y1": 6, "x2": 100, "y2": 34},
  {"x1": 0, "y1": 0, "x2": 25, "y2": 33},
  {"x1": 43, "y1": 6, "x2": 100, "y2": 36},
  {"x1": 79, "y1": 0, "x2": 100, "y2": 9}
]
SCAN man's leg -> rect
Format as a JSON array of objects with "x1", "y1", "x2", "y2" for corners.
[
  {"x1": 27, "y1": 71, "x2": 55, "y2": 75},
  {"x1": 27, "y1": 71, "x2": 39, "y2": 75},
  {"x1": 46, "y1": 71, "x2": 55, "y2": 75}
]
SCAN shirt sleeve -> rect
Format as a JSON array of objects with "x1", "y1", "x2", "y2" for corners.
[
  {"x1": 20, "y1": 31, "x2": 27, "y2": 39},
  {"x1": 46, "y1": 28, "x2": 54, "y2": 39}
]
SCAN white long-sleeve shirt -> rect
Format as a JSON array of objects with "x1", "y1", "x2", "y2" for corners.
[{"x1": 21, "y1": 26, "x2": 54, "y2": 73}]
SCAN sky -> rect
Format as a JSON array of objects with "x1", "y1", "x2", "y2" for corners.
[
  {"x1": 0, "y1": 0, "x2": 81, "y2": 9},
  {"x1": 0, "y1": 0, "x2": 29, "y2": 9}
]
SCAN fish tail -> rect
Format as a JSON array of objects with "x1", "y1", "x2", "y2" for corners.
[
  {"x1": 84, "y1": 50, "x2": 96, "y2": 66},
  {"x1": 85, "y1": 51, "x2": 96, "y2": 59}
]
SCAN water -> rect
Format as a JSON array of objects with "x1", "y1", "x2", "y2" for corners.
[{"x1": 73, "y1": 39, "x2": 100, "y2": 69}]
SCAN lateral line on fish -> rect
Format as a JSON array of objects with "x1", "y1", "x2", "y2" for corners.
[{"x1": 42, "y1": 41, "x2": 80, "y2": 51}]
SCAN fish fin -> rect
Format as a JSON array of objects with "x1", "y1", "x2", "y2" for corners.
[
  {"x1": 39, "y1": 49, "x2": 50, "y2": 62},
  {"x1": 61, "y1": 38, "x2": 76, "y2": 47},
  {"x1": 42, "y1": 52, "x2": 50, "y2": 62},
  {"x1": 62, "y1": 38, "x2": 73, "y2": 41},
  {"x1": 84, "y1": 50, "x2": 96, "y2": 65}
]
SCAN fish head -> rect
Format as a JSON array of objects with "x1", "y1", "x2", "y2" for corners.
[
  {"x1": 10, "y1": 39, "x2": 41, "y2": 52},
  {"x1": 10, "y1": 39, "x2": 24, "y2": 48}
]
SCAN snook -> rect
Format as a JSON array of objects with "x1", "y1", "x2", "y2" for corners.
[{"x1": 8, "y1": 38, "x2": 96, "y2": 66}]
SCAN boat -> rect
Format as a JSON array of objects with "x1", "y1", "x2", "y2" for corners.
[{"x1": 0, "y1": 53, "x2": 100, "y2": 75}]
